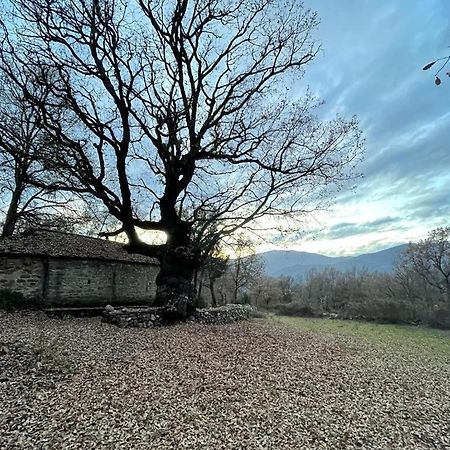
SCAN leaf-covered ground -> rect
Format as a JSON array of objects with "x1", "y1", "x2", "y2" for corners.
[{"x1": 1, "y1": 311, "x2": 449, "y2": 449}]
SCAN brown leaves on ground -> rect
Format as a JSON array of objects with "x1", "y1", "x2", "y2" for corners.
[{"x1": 0, "y1": 311, "x2": 449, "y2": 450}]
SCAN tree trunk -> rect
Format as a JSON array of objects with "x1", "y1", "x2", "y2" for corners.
[
  {"x1": 153, "y1": 244, "x2": 199, "y2": 320},
  {"x1": 210, "y1": 277, "x2": 217, "y2": 307},
  {"x1": 195, "y1": 267, "x2": 204, "y2": 306},
  {"x1": 233, "y1": 258, "x2": 241, "y2": 303},
  {"x1": 1, "y1": 186, "x2": 21, "y2": 238},
  {"x1": 445, "y1": 277, "x2": 450, "y2": 308}
]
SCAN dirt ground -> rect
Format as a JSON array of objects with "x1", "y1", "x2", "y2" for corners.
[{"x1": 1, "y1": 311, "x2": 449, "y2": 449}]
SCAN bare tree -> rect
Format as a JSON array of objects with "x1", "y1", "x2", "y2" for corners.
[
  {"x1": 278, "y1": 275, "x2": 297, "y2": 303},
  {"x1": 195, "y1": 250, "x2": 229, "y2": 307},
  {"x1": 0, "y1": 78, "x2": 80, "y2": 236},
  {"x1": 0, "y1": 77, "x2": 112, "y2": 236},
  {"x1": 401, "y1": 227, "x2": 450, "y2": 306},
  {"x1": 0, "y1": 0, "x2": 363, "y2": 319},
  {"x1": 227, "y1": 235, "x2": 264, "y2": 303}
]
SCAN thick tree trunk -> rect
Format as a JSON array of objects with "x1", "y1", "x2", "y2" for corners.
[{"x1": 153, "y1": 244, "x2": 199, "y2": 320}]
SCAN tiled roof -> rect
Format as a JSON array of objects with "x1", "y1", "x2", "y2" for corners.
[{"x1": 0, "y1": 229, "x2": 159, "y2": 265}]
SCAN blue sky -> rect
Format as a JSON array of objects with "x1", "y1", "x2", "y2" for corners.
[{"x1": 268, "y1": 0, "x2": 450, "y2": 256}]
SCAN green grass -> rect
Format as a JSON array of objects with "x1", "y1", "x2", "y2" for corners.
[{"x1": 264, "y1": 315, "x2": 450, "y2": 359}]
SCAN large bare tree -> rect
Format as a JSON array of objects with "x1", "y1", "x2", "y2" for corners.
[{"x1": 0, "y1": 0, "x2": 363, "y2": 319}]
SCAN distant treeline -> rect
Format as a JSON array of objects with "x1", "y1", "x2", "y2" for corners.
[{"x1": 196, "y1": 227, "x2": 450, "y2": 328}]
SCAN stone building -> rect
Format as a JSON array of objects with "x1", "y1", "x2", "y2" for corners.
[{"x1": 0, "y1": 229, "x2": 159, "y2": 307}]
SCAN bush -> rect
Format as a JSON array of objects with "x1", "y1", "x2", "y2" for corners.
[
  {"x1": 236, "y1": 292, "x2": 252, "y2": 305},
  {"x1": 195, "y1": 295, "x2": 208, "y2": 309},
  {"x1": 0, "y1": 290, "x2": 38, "y2": 311},
  {"x1": 374, "y1": 300, "x2": 415, "y2": 324},
  {"x1": 248, "y1": 307, "x2": 267, "y2": 319},
  {"x1": 427, "y1": 309, "x2": 450, "y2": 329},
  {"x1": 272, "y1": 302, "x2": 317, "y2": 317},
  {"x1": 31, "y1": 336, "x2": 74, "y2": 374}
]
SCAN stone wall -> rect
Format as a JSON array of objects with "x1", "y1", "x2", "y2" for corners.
[
  {"x1": 103, "y1": 305, "x2": 165, "y2": 327},
  {"x1": 0, "y1": 256, "x2": 44, "y2": 303},
  {"x1": 46, "y1": 259, "x2": 158, "y2": 306},
  {"x1": 0, "y1": 255, "x2": 158, "y2": 306},
  {"x1": 191, "y1": 304, "x2": 254, "y2": 325},
  {"x1": 113, "y1": 262, "x2": 158, "y2": 303},
  {"x1": 103, "y1": 304, "x2": 254, "y2": 328}
]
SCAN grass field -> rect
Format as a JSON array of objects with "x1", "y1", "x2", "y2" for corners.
[
  {"x1": 269, "y1": 315, "x2": 450, "y2": 358},
  {"x1": 1, "y1": 311, "x2": 449, "y2": 449}
]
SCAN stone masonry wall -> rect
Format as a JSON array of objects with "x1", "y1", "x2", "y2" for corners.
[
  {"x1": 0, "y1": 255, "x2": 158, "y2": 306},
  {"x1": 103, "y1": 304, "x2": 254, "y2": 328},
  {"x1": 113, "y1": 262, "x2": 158, "y2": 303},
  {"x1": 46, "y1": 259, "x2": 158, "y2": 306},
  {"x1": 0, "y1": 256, "x2": 44, "y2": 302}
]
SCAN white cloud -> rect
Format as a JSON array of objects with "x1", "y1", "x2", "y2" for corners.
[{"x1": 272, "y1": 0, "x2": 450, "y2": 255}]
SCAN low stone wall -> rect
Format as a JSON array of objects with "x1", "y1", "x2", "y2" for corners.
[
  {"x1": 103, "y1": 305, "x2": 165, "y2": 328},
  {"x1": 103, "y1": 304, "x2": 254, "y2": 328},
  {"x1": 190, "y1": 304, "x2": 254, "y2": 325}
]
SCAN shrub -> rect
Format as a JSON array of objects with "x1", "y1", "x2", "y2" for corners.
[
  {"x1": 248, "y1": 307, "x2": 267, "y2": 319},
  {"x1": 31, "y1": 336, "x2": 74, "y2": 374},
  {"x1": 0, "y1": 290, "x2": 38, "y2": 311},
  {"x1": 272, "y1": 302, "x2": 317, "y2": 318},
  {"x1": 427, "y1": 309, "x2": 450, "y2": 329},
  {"x1": 236, "y1": 292, "x2": 252, "y2": 305},
  {"x1": 195, "y1": 295, "x2": 208, "y2": 309}
]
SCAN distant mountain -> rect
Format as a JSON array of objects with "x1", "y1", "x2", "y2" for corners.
[
  {"x1": 260, "y1": 244, "x2": 408, "y2": 279},
  {"x1": 261, "y1": 250, "x2": 348, "y2": 276}
]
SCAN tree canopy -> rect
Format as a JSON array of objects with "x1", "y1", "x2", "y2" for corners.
[
  {"x1": 0, "y1": 0, "x2": 363, "y2": 318},
  {"x1": 401, "y1": 227, "x2": 450, "y2": 305}
]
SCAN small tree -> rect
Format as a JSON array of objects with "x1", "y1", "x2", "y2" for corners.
[
  {"x1": 278, "y1": 275, "x2": 297, "y2": 303},
  {"x1": 206, "y1": 254, "x2": 229, "y2": 307},
  {"x1": 401, "y1": 227, "x2": 450, "y2": 306},
  {"x1": 0, "y1": 79, "x2": 76, "y2": 236},
  {"x1": 0, "y1": 0, "x2": 363, "y2": 318},
  {"x1": 228, "y1": 236, "x2": 264, "y2": 303},
  {"x1": 194, "y1": 242, "x2": 229, "y2": 307},
  {"x1": 251, "y1": 276, "x2": 282, "y2": 308}
]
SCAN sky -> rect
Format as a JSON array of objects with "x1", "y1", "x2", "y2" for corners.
[
  {"x1": 263, "y1": 0, "x2": 450, "y2": 256},
  {"x1": 1, "y1": 0, "x2": 448, "y2": 257}
]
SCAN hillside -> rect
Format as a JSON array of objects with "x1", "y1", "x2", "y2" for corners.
[{"x1": 260, "y1": 244, "x2": 408, "y2": 278}]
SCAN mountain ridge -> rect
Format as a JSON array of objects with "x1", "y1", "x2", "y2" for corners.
[{"x1": 258, "y1": 244, "x2": 408, "y2": 278}]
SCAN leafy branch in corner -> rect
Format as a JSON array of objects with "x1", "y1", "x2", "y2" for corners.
[{"x1": 423, "y1": 55, "x2": 450, "y2": 85}]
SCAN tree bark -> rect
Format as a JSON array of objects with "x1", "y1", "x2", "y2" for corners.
[
  {"x1": 152, "y1": 244, "x2": 199, "y2": 320},
  {"x1": 209, "y1": 276, "x2": 217, "y2": 307},
  {"x1": 1, "y1": 185, "x2": 22, "y2": 238},
  {"x1": 445, "y1": 277, "x2": 450, "y2": 308},
  {"x1": 233, "y1": 258, "x2": 241, "y2": 303},
  {"x1": 195, "y1": 267, "x2": 205, "y2": 306}
]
